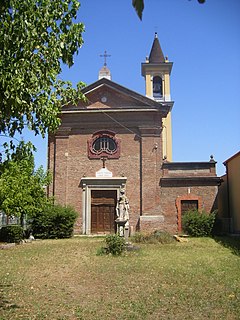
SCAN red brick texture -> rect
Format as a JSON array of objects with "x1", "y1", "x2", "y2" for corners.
[{"x1": 48, "y1": 81, "x2": 220, "y2": 235}]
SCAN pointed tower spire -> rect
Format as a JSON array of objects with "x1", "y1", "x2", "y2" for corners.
[{"x1": 149, "y1": 32, "x2": 165, "y2": 63}]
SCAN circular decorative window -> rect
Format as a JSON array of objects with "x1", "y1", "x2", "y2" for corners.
[
  {"x1": 101, "y1": 96, "x2": 107, "y2": 103},
  {"x1": 88, "y1": 131, "x2": 120, "y2": 159}
]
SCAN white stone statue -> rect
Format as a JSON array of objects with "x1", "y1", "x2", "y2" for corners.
[
  {"x1": 116, "y1": 188, "x2": 129, "y2": 221},
  {"x1": 116, "y1": 188, "x2": 130, "y2": 238}
]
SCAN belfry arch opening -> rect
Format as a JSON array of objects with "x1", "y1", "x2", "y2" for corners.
[{"x1": 153, "y1": 76, "x2": 162, "y2": 98}]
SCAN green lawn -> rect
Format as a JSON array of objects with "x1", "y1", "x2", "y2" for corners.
[{"x1": 0, "y1": 237, "x2": 239, "y2": 320}]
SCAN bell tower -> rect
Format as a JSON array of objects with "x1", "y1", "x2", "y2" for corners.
[{"x1": 141, "y1": 33, "x2": 173, "y2": 161}]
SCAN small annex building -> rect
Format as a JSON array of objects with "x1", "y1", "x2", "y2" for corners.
[
  {"x1": 48, "y1": 33, "x2": 221, "y2": 235},
  {"x1": 218, "y1": 151, "x2": 240, "y2": 234}
]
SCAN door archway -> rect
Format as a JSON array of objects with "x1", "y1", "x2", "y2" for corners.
[{"x1": 176, "y1": 194, "x2": 203, "y2": 232}]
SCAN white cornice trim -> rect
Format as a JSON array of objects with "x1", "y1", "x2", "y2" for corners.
[{"x1": 61, "y1": 108, "x2": 165, "y2": 114}]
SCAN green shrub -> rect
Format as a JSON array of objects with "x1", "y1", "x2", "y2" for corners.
[
  {"x1": 30, "y1": 204, "x2": 78, "y2": 239},
  {"x1": 152, "y1": 230, "x2": 175, "y2": 244},
  {"x1": 0, "y1": 225, "x2": 24, "y2": 243},
  {"x1": 132, "y1": 232, "x2": 148, "y2": 243},
  {"x1": 96, "y1": 246, "x2": 107, "y2": 256},
  {"x1": 182, "y1": 210, "x2": 216, "y2": 237},
  {"x1": 105, "y1": 234, "x2": 126, "y2": 256},
  {"x1": 133, "y1": 230, "x2": 174, "y2": 244}
]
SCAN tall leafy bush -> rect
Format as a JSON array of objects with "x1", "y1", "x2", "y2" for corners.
[
  {"x1": 30, "y1": 204, "x2": 78, "y2": 239},
  {"x1": 182, "y1": 210, "x2": 216, "y2": 237},
  {"x1": 0, "y1": 225, "x2": 24, "y2": 243}
]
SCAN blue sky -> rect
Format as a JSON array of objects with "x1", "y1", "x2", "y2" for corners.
[{"x1": 3, "y1": 0, "x2": 240, "y2": 176}]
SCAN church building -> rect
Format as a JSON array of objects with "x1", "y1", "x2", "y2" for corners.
[{"x1": 48, "y1": 33, "x2": 221, "y2": 235}]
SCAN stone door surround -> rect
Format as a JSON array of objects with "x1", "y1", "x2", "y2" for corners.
[{"x1": 80, "y1": 177, "x2": 127, "y2": 235}]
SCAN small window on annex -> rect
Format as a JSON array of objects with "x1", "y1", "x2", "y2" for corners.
[
  {"x1": 181, "y1": 200, "x2": 199, "y2": 214},
  {"x1": 153, "y1": 76, "x2": 162, "y2": 98},
  {"x1": 88, "y1": 130, "x2": 121, "y2": 159}
]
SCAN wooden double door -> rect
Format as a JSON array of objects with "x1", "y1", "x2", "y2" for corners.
[{"x1": 91, "y1": 190, "x2": 117, "y2": 234}]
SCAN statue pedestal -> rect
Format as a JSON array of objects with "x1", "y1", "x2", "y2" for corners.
[{"x1": 115, "y1": 219, "x2": 128, "y2": 240}]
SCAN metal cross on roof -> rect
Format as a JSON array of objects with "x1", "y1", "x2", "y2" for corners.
[{"x1": 100, "y1": 50, "x2": 111, "y2": 66}]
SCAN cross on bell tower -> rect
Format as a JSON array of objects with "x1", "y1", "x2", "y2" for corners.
[
  {"x1": 98, "y1": 50, "x2": 112, "y2": 80},
  {"x1": 100, "y1": 50, "x2": 111, "y2": 67}
]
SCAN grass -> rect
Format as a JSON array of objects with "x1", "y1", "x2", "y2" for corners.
[{"x1": 0, "y1": 236, "x2": 239, "y2": 320}]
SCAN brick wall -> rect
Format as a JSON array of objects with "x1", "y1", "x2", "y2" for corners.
[
  {"x1": 48, "y1": 117, "x2": 161, "y2": 233},
  {"x1": 48, "y1": 86, "x2": 220, "y2": 235}
]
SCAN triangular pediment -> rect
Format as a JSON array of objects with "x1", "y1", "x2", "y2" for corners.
[{"x1": 62, "y1": 78, "x2": 172, "y2": 116}]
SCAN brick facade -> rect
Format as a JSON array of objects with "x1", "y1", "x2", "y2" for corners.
[{"x1": 48, "y1": 78, "x2": 221, "y2": 235}]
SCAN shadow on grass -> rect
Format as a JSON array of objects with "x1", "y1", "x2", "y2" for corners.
[
  {"x1": 0, "y1": 284, "x2": 21, "y2": 310},
  {"x1": 214, "y1": 236, "x2": 240, "y2": 256}
]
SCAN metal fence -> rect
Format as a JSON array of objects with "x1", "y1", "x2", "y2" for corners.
[{"x1": 0, "y1": 211, "x2": 21, "y2": 227}]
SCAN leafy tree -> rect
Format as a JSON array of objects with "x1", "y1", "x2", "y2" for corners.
[
  {"x1": 132, "y1": 0, "x2": 206, "y2": 20},
  {"x1": 0, "y1": 0, "x2": 85, "y2": 139},
  {"x1": 0, "y1": 141, "x2": 51, "y2": 226},
  {"x1": 1, "y1": 139, "x2": 36, "y2": 163}
]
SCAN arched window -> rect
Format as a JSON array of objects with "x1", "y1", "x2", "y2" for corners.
[
  {"x1": 88, "y1": 130, "x2": 120, "y2": 159},
  {"x1": 92, "y1": 136, "x2": 117, "y2": 154},
  {"x1": 153, "y1": 76, "x2": 162, "y2": 98}
]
